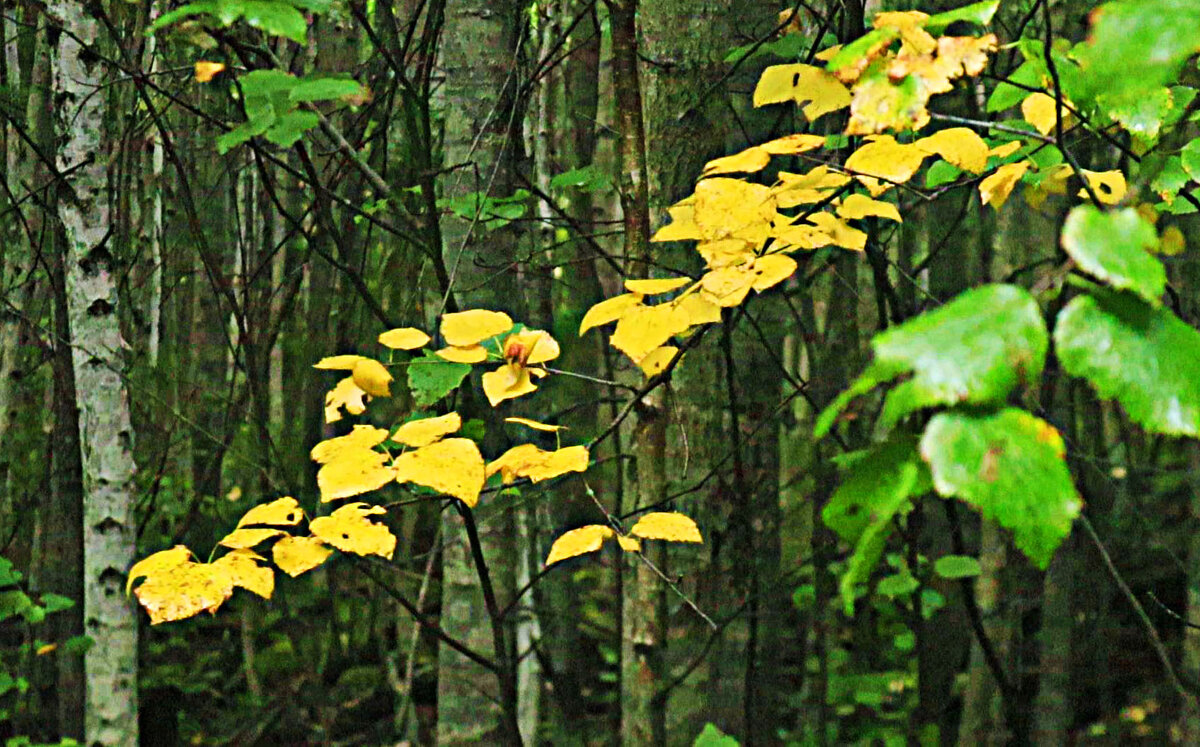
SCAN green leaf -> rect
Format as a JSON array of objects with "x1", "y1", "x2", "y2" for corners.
[
  {"x1": 239, "y1": 69, "x2": 298, "y2": 98},
  {"x1": 1060, "y1": 206, "x2": 1164, "y2": 304},
  {"x1": 287, "y1": 0, "x2": 331, "y2": 10},
  {"x1": 826, "y1": 28, "x2": 899, "y2": 75},
  {"x1": 38, "y1": 593, "x2": 74, "y2": 615},
  {"x1": 815, "y1": 284, "x2": 1047, "y2": 438},
  {"x1": 919, "y1": 408, "x2": 1081, "y2": 569},
  {"x1": 694, "y1": 723, "x2": 740, "y2": 747},
  {"x1": 933, "y1": 555, "x2": 981, "y2": 579},
  {"x1": 926, "y1": 1, "x2": 999, "y2": 33},
  {"x1": 876, "y1": 571, "x2": 919, "y2": 598},
  {"x1": 1055, "y1": 290, "x2": 1200, "y2": 436},
  {"x1": 407, "y1": 352, "x2": 471, "y2": 408},
  {"x1": 549, "y1": 165, "x2": 610, "y2": 192},
  {"x1": 0, "y1": 589, "x2": 33, "y2": 623},
  {"x1": 1103, "y1": 87, "x2": 1175, "y2": 143},
  {"x1": 0, "y1": 556, "x2": 21, "y2": 586},
  {"x1": 1074, "y1": 0, "x2": 1200, "y2": 106},
  {"x1": 723, "y1": 33, "x2": 806, "y2": 64},
  {"x1": 264, "y1": 110, "x2": 319, "y2": 147},
  {"x1": 986, "y1": 62, "x2": 1040, "y2": 113},
  {"x1": 1151, "y1": 156, "x2": 1190, "y2": 204},
  {"x1": 289, "y1": 77, "x2": 364, "y2": 102},
  {"x1": 242, "y1": 1, "x2": 308, "y2": 43},
  {"x1": 925, "y1": 160, "x2": 962, "y2": 188},
  {"x1": 1181, "y1": 138, "x2": 1200, "y2": 183},
  {"x1": 148, "y1": 1, "x2": 220, "y2": 33},
  {"x1": 62, "y1": 635, "x2": 95, "y2": 655}
]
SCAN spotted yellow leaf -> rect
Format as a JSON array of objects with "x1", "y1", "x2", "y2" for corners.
[
  {"x1": 580, "y1": 294, "x2": 642, "y2": 335},
  {"x1": 1079, "y1": 169, "x2": 1127, "y2": 205},
  {"x1": 638, "y1": 346, "x2": 679, "y2": 377},
  {"x1": 272, "y1": 535, "x2": 333, "y2": 577},
  {"x1": 311, "y1": 426, "x2": 389, "y2": 464},
  {"x1": 545, "y1": 525, "x2": 614, "y2": 566},
  {"x1": 393, "y1": 412, "x2": 462, "y2": 448},
  {"x1": 212, "y1": 549, "x2": 274, "y2": 599},
  {"x1": 394, "y1": 438, "x2": 486, "y2": 507},
  {"x1": 217, "y1": 527, "x2": 286, "y2": 550},
  {"x1": 127, "y1": 545, "x2": 191, "y2": 594},
  {"x1": 753, "y1": 63, "x2": 852, "y2": 121},
  {"x1": 436, "y1": 345, "x2": 489, "y2": 363},
  {"x1": 980, "y1": 161, "x2": 1030, "y2": 209},
  {"x1": 624, "y1": 277, "x2": 691, "y2": 295},
  {"x1": 440, "y1": 309, "x2": 513, "y2": 347},
  {"x1": 316, "y1": 448, "x2": 396, "y2": 502},
  {"x1": 505, "y1": 417, "x2": 565, "y2": 432},
  {"x1": 133, "y1": 560, "x2": 233, "y2": 624},
  {"x1": 915, "y1": 127, "x2": 988, "y2": 173},
  {"x1": 237, "y1": 496, "x2": 303, "y2": 528},
  {"x1": 378, "y1": 327, "x2": 431, "y2": 350},
  {"x1": 837, "y1": 193, "x2": 902, "y2": 222},
  {"x1": 486, "y1": 444, "x2": 590, "y2": 484},
  {"x1": 324, "y1": 376, "x2": 367, "y2": 423},
  {"x1": 629, "y1": 512, "x2": 704, "y2": 543},
  {"x1": 310, "y1": 503, "x2": 396, "y2": 560}
]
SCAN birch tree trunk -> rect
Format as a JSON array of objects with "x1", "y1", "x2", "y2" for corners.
[{"x1": 52, "y1": 5, "x2": 139, "y2": 745}]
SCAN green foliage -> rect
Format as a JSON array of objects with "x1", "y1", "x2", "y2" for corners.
[
  {"x1": 933, "y1": 555, "x2": 981, "y2": 579},
  {"x1": 217, "y1": 70, "x2": 365, "y2": 153},
  {"x1": 924, "y1": 1, "x2": 999, "y2": 33},
  {"x1": 693, "y1": 723, "x2": 740, "y2": 746},
  {"x1": 405, "y1": 351, "x2": 472, "y2": 407},
  {"x1": 151, "y1": 0, "x2": 330, "y2": 44},
  {"x1": 1060, "y1": 206, "x2": 1164, "y2": 304},
  {"x1": 1055, "y1": 290, "x2": 1200, "y2": 436},
  {"x1": 920, "y1": 409, "x2": 1081, "y2": 569}
]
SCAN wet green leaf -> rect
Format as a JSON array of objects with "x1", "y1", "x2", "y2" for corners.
[{"x1": 1060, "y1": 206, "x2": 1164, "y2": 304}]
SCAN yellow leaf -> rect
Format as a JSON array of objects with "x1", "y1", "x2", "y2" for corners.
[
  {"x1": 837, "y1": 193, "x2": 903, "y2": 222},
  {"x1": 314, "y1": 354, "x2": 367, "y2": 370},
  {"x1": 701, "y1": 146, "x2": 771, "y2": 178},
  {"x1": 212, "y1": 549, "x2": 274, "y2": 599},
  {"x1": 815, "y1": 44, "x2": 842, "y2": 62},
  {"x1": 750, "y1": 254, "x2": 799, "y2": 291},
  {"x1": 616, "y1": 535, "x2": 642, "y2": 553},
  {"x1": 639, "y1": 346, "x2": 678, "y2": 377},
  {"x1": 610, "y1": 302, "x2": 693, "y2": 362},
  {"x1": 651, "y1": 203, "x2": 702, "y2": 242},
  {"x1": 696, "y1": 239, "x2": 757, "y2": 268},
  {"x1": 486, "y1": 444, "x2": 590, "y2": 484},
  {"x1": 236, "y1": 497, "x2": 301, "y2": 528},
  {"x1": 915, "y1": 127, "x2": 989, "y2": 173},
  {"x1": 311, "y1": 425, "x2": 389, "y2": 464},
  {"x1": 753, "y1": 63, "x2": 852, "y2": 121},
  {"x1": 133, "y1": 561, "x2": 233, "y2": 624},
  {"x1": 378, "y1": 327, "x2": 430, "y2": 350},
  {"x1": 545, "y1": 525, "x2": 614, "y2": 566},
  {"x1": 988, "y1": 141, "x2": 1022, "y2": 159},
  {"x1": 324, "y1": 376, "x2": 367, "y2": 423},
  {"x1": 310, "y1": 503, "x2": 396, "y2": 560},
  {"x1": 435, "y1": 345, "x2": 489, "y2": 363},
  {"x1": 1159, "y1": 225, "x2": 1186, "y2": 256},
  {"x1": 769, "y1": 223, "x2": 836, "y2": 251},
  {"x1": 482, "y1": 363, "x2": 541, "y2": 406},
  {"x1": 673, "y1": 291, "x2": 723, "y2": 325},
  {"x1": 624, "y1": 277, "x2": 691, "y2": 295},
  {"x1": 217, "y1": 528, "x2": 286, "y2": 550},
  {"x1": 873, "y1": 10, "x2": 935, "y2": 56},
  {"x1": 629, "y1": 512, "x2": 704, "y2": 543},
  {"x1": 393, "y1": 412, "x2": 462, "y2": 448},
  {"x1": 194, "y1": 61, "x2": 226, "y2": 83},
  {"x1": 759, "y1": 133, "x2": 827, "y2": 156},
  {"x1": 440, "y1": 309, "x2": 514, "y2": 347},
  {"x1": 127, "y1": 545, "x2": 191, "y2": 594},
  {"x1": 846, "y1": 63, "x2": 931, "y2": 136},
  {"x1": 502, "y1": 329, "x2": 560, "y2": 365},
  {"x1": 505, "y1": 417, "x2": 566, "y2": 432},
  {"x1": 272, "y1": 535, "x2": 333, "y2": 577},
  {"x1": 35, "y1": 643, "x2": 57, "y2": 656},
  {"x1": 316, "y1": 449, "x2": 396, "y2": 502},
  {"x1": 351, "y1": 358, "x2": 392, "y2": 397},
  {"x1": 844, "y1": 136, "x2": 930, "y2": 196},
  {"x1": 772, "y1": 166, "x2": 851, "y2": 208},
  {"x1": 701, "y1": 266, "x2": 754, "y2": 307},
  {"x1": 1079, "y1": 169, "x2": 1127, "y2": 205},
  {"x1": 1021, "y1": 92, "x2": 1064, "y2": 136},
  {"x1": 807, "y1": 212, "x2": 868, "y2": 251},
  {"x1": 693, "y1": 178, "x2": 776, "y2": 244},
  {"x1": 394, "y1": 438, "x2": 486, "y2": 507},
  {"x1": 579, "y1": 293, "x2": 643, "y2": 335},
  {"x1": 979, "y1": 161, "x2": 1030, "y2": 209}
]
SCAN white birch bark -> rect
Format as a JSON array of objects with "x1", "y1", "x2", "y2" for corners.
[{"x1": 52, "y1": 5, "x2": 139, "y2": 745}]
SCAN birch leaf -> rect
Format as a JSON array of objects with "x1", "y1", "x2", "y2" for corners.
[
  {"x1": 674, "y1": 292, "x2": 723, "y2": 325},
  {"x1": 316, "y1": 448, "x2": 396, "y2": 502},
  {"x1": 1079, "y1": 169, "x2": 1127, "y2": 205},
  {"x1": 545, "y1": 525, "x2": 614, "y2": 566},
  {"x1": 580, "y1": 294, "x2": 642, "y2": 335},
  {"x1": 351, "y1": 358, "x2": 392, "y2": 397},
  {"x1": 237, "y1": 496, "x2": 303, "y2": 528},
  {"x1": 844, "y1": 136, "x2": 930, "y2": 196},
  {"x1": 217, "y1": 528, "x2": 286, "y2": 550},
  {"x1": 272, "y1": 536, "x2": 333, "y2": 577},
  {"x1": 610, "y1": 303, "x2": 694, "y2": 362},
  {"x1": 394, "y1": 438, "x2": 486, "y2": 507},
  {"x1": 440, "y1": 309, "x2": 514, "y2": 347},
  {"x1": 639, "y1": 346, "x2": 679, "y2": 377},
  {"x1": 629, "y1": 512, "x2": 704, "y2": 543},
  {"x1": 701, "y1": 146, "x2": 771, "y2": 178},
  {"x1": 127, "y1": 545, "x2": 192, "y2": 594},
  {"x1": 616, "y1": 535, "x2": 642, "y2": 553},
  {"x1": 407, "y1": 351, "x2": 472, "y2": 407},
  {"x1": 752, "y1": 63, "x2": 851, "y2": 120},
  {"x1": 1021, "y1": 92, "x2": 1061, "y2": 136},
  {"x1": 378, "y1": 327, "x2": 430, "y2": 350},
  {"x1": 311, "y1": 426, "x2": 389, "y2": 464},
  {"x1": 393, "y1": 412, "x2": 462, "y2": 448},
  {"x1": 505, "y1": 417, "x2": 565, "y2": 432},
  {"x1": 212, "y1": 549, "x2": 274, "y2": 599},
  {"x1": 651, "y1": 204, "x2": 702, "y2": 243},
  {"x1": 837, "y1": 194, "x2": 902, "y2": 223},
  {"x1": 486, "y1": 444, "x2": 590, "y2": 484},
  {"x1": 481, "y1": 363, "x2": 541, "y2": 406},
  {"x1": 314, "y1": 354, "x2": 367, "y2": 370},
  {"x1": 915, "y1": 127, "x2": 989, "y2": 173},
  {"x1": 310, "y1": 503, "x2": 396, "y2": 560},
  {"x1": 133, "y1": 562, "x2": 233, "y2": 625},
  {"x1": 759, "y1": 133, "x2": 827, "y2": 155}
]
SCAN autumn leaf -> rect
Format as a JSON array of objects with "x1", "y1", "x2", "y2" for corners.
[
  {"x1": 436, "y1": 345, "x2": 489, "y2": 363},
  {"x1": 440, "y1": 309, "x2": 514, "y2": 347},
  {"x1": 211, "y1": 549, "x2": 274, "y2": 599},
  {"x1": 807, "y1": 212, "x2": 868, "y2": 251},
  {"x1": 311, "y1": 425, "x2": 390, "y2": 464},
  {"x1": 236, "y1": 496, "x2": 303, "y2": 528},
  {"x1": 1079, "y1": 169, "x2": 1127, "y2": 205},
  {"x1": 701, "y1": 146, "x2": 771, "y2": 178},
  {"x1": 759, "y1": 133, "x2": 827, "y2": 155},
  {"x1": 772, "y1": 166, "x2": 851, "y2": 208},
  {"x1": 217, "y1": 527, "x2": 286, "y2": 550},
  {"x1": 844, "y1": 136, "x2": 929, "y2": 195},
  {"x1": 486, "y1": 444, "x2": 590, "y2": 484},
  {"x1": 324, "y1": 376, "x2": 368, "y2": 423},
  {"x1": 673, "y1": 292, "x2": 723, "y2": 325},
  {"x1": 609, "y1": 302, "x2": 693, "y2": 362},
  {"x1": 915, "y1": 127, "x2": 989, "y2": 173},
  {"x1": 752, "y1": 63, "x2": 851, "y2": 121},
  {"x1": 272, "y1": 535, "x2": 333, "y2": 577},
  {"x1": 639, "y1": 346, "x2": 679, "y2": 377},
  {"x1": 1022, "y1": 92, "x2": 1064, "y2": 136},
  {"x1": 127, "y1": 545, "x2": 192, "y2": 594},
  {"x1": 616, "y1": 535, "x2": 642, "y2": 553},
  {"x1": 580, "y1": 293, "x2": 643, "y2": 335},
  {"x1": 837, "y1": 193, "x2": 902, "y2": 223},
  {"x1": 482, "y1": 363, "x2": 542, "y2": 406},
  {"x1": 393, "y1": 437, "x2": 486, "y2": 507},
  {"x1": 545, "y1": 525, "x2": 614, "y2": 566},
  {"x1": 310, "y1": 503, "x2": 396, "y2": 560},
  {"x1": 378, "y1": 327, "x2": 431, "y2": 350},
  {"x1": 979, "y1": 161, "x2": 1030, "y2": 209},
  {"x1": 314, "y1": 354, "x2": 368, "y2": 370},
  {"x1": 351, "y1": 358, "x2": 392, "y2": 397},
  {"x1": 629, "y1": 512, "x2": 704, "y2": 543},
  {"x1": 393, "y1": 412, "x2": 462, "y2": 448},
  {"x1": 625, "y1": 277, "x2": 691, "y2": 295},
  {"x1": 133, "y1": 561, "x2": 233, "y2": 625},
  {"x1": 316, "y1": 447, "x2": 396, "y2": 502},
  {"x1": 651, "y1": 203, "x2": 701, "y2": 243},
  {"x1": 505, "y1": 417, "x2": 565, "y2": 432},
  {"x1": 194, "y1": 61, "x2": 226, "y2": 83}
]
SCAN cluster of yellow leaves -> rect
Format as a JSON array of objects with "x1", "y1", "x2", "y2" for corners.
[
  {"x1": 544, "y1": 512, "x2": 704, "y2": 567},
  {"x1": 432, "y1": 310, "x2": 562, "y2": 406}
]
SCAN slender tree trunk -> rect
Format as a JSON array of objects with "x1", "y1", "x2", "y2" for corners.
[{"x1": 52, "y1": 5, "x2": 139, "y2": 745}]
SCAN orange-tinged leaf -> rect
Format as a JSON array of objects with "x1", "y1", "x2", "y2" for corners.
[
  {"x1": 673, "y1": 292, "x2": 723, "y2": 325},
  {"x1": 133, "y1": 561, "x2": 233, "y2": 624},
  {"x1": 314, "y1": 354, "x2": 367, "y2": 370},
  {"x1": 616, "y1": 535, "x2": 642, "y2": 553},
  {"x1": 651, "y1": 204, "x2": 702, "y2": 242},
  {"x1": 212, "y1": 549, "x2": 274, "y2": 599},
  {"x1": 440, "y1": 309, "x2": 513, "y2": 347},
  {"x1": 237, "y1": 496, "x2": 303, "y2": 528},
  {"x1": 311, "y1": 425, "x2": 389, "y2": 464},
  {"x1": 272, "y1": 535, "x2": 332, "y2": 577},
  {"x1": 393, "y1": 438, "x2": 486, "y2": 507},
  {"x1": 610, "y1": 302, "x2": 694, "y2": 361},
  {"x1": 324, "y1": 376, "x2": 367, "y2": 423},
  {"x1": 378, "y1": 327, "x2": 430, "y2": 350},
  {"x1": 759, "y1": 133, "x2": 827, "y2": 156},
  {"x1": 580, "y1": 294, "x2": 642, "y2": 335},
  {"x1": 639, "y1": 346, "x2": 679, "y2": 377},
  {"x1": 915, "y1": 127, "x2": 989, "y2": 173},
  {"x1": 545, "y1": 525, "x2": 614, "y2": 566},
  {"x1": 310, "y1": 503, "x2": 396, "y2": 560},
  {"x1": 394, "y1": 412, "x2": 462, "y2": 448},
  {"x1": 36, "y1": 643, "x2": 57, "y2": 656},
  {"x1": 837, "y1": 193, "x2": 902, "y2": 222},
  {"x1": 436, "y1": 345, "x2": 489, "y2": 363},
  {"x1": 481, "y1": 363, "x2": 541, "y2": 406},
  {"x1": 351, "y1": 358, "x2": 392, "y2": 397},
  {"x1": 505, "y1": 417, "x2": 566, "y2": 432},
  {"x1": 503, "y1": 329, "x2": 560, "y2": 365},
  {"x1": 1021, "y1": 92, "x2": 1062, "y2": 136},
  {"x1": 846, "y1": 62, "x2": 931, "y2": 136},
  {"x1": 979, "y1": 161, "x2": 1030, "y2": 209},
  {"x1": 127, "y1": 545, "x2": 191, "y2": 594},
  {"x1": 217, "y1": 527, "x2": 286, "y2": 550},
  {"x1": 486, "y1": 444, "x2": 590, "y2": 484},
  {"x1": 701, "y1": 146, "x2": 771, "y2": 177},
  {"x1": 629, "y1": 512, "x2": 704, "y2": 543},
  {"x1": 194, "y1": 61, "x2": 226, "y2": 83},
  {"x1": 316, "y1": 449, "x2": 396, "y2": 502},
  {"x1": 753, "y1": 63, "x2": 852, "y2": 121},
  {"x1": 844, "y1": 136, "x2": 930, "y2": 196},
  {"x1": 624, "y1": 277, "x2": 691, "y2": 295},
  {"x1": 1079, "y1": 169, "x2": 1127, "y2": 205}
]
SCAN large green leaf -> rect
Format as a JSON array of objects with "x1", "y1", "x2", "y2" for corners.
[
  {"x1": 407, "y1": 352, "x2": 471, "y2": 408},
  {"x1": 925, "y1": 1, "x2": 999, "y2": 33},
  {"x1": 1060, "y1": 206, "x2": 1164, "y2": 304},
  {"x1": 815, "y1": 284, "x2": 1047, "y2": 437},
  {"x1": 1074, "y1": 0, "x2": 1200, "y2": 106},
  {"x1": 289, "y1": 77, "x2": 365, "y2": 103},
  {"x1": 1055, "y1": 290, "x2": 1200, "y2": 436},
  {"x1": 920, "y1": 409, "x2": 1080, "y2": 569},
  {"x1": 242, "y1": 1, "x2": 308, "y2": 43}
]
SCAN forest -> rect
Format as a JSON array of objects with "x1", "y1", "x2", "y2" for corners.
[{"x1": 3, "y1": 0, "x2": 1200, "y2": 744}]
